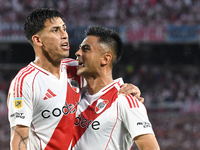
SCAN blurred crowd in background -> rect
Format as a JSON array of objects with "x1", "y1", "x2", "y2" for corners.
[
  {"x1": 1, "y1": 61, "x2": 200, "y2": 115},
  {"x1": 0, "y1": 0, "x2": 200, "y2": 149},
  {"x1": 0, "y1": 0, "x2": 200, "y2": 27},
  {"x1": 114, "y1": 63, "x2": 200, "y2": 111},
  {"x1": 1, "y1": 62, "x2": 200, "y2": 149}
]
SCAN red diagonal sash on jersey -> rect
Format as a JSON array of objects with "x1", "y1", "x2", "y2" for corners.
[
  {"x1": 44, "y1": 66, "x2": 81, "y2": 150},
  {"x1": 72, "y1": 86, "x2": 118, "y2": 147}
]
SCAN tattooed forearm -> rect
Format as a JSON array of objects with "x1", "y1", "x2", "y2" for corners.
[{"x1": 12, "y1": 127, "x2": 28, "y2": 150}]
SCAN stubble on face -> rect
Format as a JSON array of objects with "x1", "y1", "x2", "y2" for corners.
[{"x1": 38, "y1": 17, "x2": 70, "y2": 62}]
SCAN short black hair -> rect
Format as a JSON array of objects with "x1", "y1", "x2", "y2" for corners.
[
  {"x1": 24, "y1": 8, "x2": 64, "y2": 45},
  {"x1": 85, "y1": 25, "x2": 123, "y2": 66}
]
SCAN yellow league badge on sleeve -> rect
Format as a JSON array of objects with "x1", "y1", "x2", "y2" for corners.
[{"x1": 14, "y1": 98, "x2": 23, "y2": 109}]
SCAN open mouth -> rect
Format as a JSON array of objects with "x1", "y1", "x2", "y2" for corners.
[
  {"x1": 78, "y1": 61, "x2": 84, "y2": 67},
  {"x1": 61, "y1": 43, "x2": 69, "y2": 49},
  {"x1": 79, "y1": 62, "x2": 84, "y2": 67}
]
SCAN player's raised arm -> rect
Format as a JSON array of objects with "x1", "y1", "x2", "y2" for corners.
[
  {"x1": 10, "y1": 125, "x2": 29, "y2": 150},
  {"x1": 134, "y1": 134, "x2": 160, "y2": 150}
]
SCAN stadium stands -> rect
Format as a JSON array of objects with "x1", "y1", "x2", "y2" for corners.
[
  {"x1": 0, "y1": 0, "x2": 199, "y2": 27},
  {"x1": 0, "y1": 0, "x2": 199, "y2": 149}
]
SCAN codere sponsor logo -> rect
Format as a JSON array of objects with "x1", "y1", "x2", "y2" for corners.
[
  {"x1": 74, "y1": 113, "x2": 100, "y2": 130},
  {"x1": 41, "y1": 101, "x2": 77, "y2": 118}
]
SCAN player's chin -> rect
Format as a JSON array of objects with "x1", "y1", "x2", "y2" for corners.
[
  {"x1": 59, "y1": 54, "x2": 69, "y2": 60},
  {"x1": 63, "y1": 51, "x2": 70, "y2": 57}
]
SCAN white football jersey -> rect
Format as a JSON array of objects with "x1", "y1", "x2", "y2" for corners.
[
  {"x1": 72, "y1": 78, "x2": 154, "y2": 150},
  {"x1": 7, "y1": 58, "x2": 84, "y2": 150}
]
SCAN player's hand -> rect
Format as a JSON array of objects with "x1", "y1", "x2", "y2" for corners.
[{"x1": 118, "y1": 83, "x2": 144, "y2": 103}]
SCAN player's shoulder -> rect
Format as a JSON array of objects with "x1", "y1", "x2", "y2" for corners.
[
  {"x1": 15, "y1": 63, "x2": 36, "y2": 76},
  {"x1": 117, "y1": 94, "x2": 144, "y2": 109},
  {"x1": 12, "y1": 63, "x2": 39, "y2": 83},
  {"x1": 61, "y1": 58, "x2": 78, "y2": 66}
]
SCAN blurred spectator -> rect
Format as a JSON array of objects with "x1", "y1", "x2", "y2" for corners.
[
  {"x1": 114, "y1": 63, "x2": 200, "y2": 108},
  {"x1": 0, "y1": 0, "x2": 200, "y2": 27}
]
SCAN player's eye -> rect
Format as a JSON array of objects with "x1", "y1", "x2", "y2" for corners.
[
  {"x1": 82, "y1": 46, "x2": 89, "y2": 51},
  {"x1": 53, "y1": 29, "x2": 58, "y2": 32}
]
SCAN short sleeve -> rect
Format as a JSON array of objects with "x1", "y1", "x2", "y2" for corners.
[
  {"x1": 7, "y1": 78, "x2": 33, "y2": 128},
  {"x1": 118, "y1": 94, "x2": 154, "y2": 140}
]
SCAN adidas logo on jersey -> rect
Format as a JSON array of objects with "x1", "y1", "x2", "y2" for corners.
[
  {"x1": 95, "y1": 99, "x2": 109, "y2": 114},
  {"x1": 43, "y1": 89, "x2": 57, "y2": 100}
]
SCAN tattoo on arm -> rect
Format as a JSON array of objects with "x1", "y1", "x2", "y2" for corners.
[{"x1": 12, "y1": 128, "x2": 28, "y2": 150}]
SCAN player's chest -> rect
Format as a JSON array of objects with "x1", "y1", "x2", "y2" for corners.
[
  {"x1": 32, "y1": 73, "x2": 80, "y2": 119},
  {"x1": 36, "y1": 73, "x2": 67, "y2": 101},
  {"x1": 76, "y1": 98, "x2": 118, "y2": 131}
]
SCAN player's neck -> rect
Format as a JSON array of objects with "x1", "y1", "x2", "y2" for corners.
[
  {"x1": 86, "y1": 75, "x2": 113, "y2": 95},
  {"x1": 34, "y1": 57, "x2": 61, "y2": 79}
]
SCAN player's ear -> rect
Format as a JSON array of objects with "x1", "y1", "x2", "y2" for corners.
[
  {"x1": 32, "y1": 34, "x2": 43, "y2": 46},
  {"x1": 101, "y1": 52, "x2": 112, "y2": 66}
]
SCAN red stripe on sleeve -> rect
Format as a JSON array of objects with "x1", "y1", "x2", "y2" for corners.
[
  {"x1": 135, "y1": 97, "x2": 139, "y2": 108},
  {"x1": 14, "y1": 66, "x2": 32, "y2": 98},
  {"x1": 19, "y1": 67, "x2": 35, "y2": 97},
  {"x1": 125, "y1": 96, "x2": 133, "y2": 108},
  {"x1": 129, "y1": 95, "x2": 137, "y2": 108}
]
